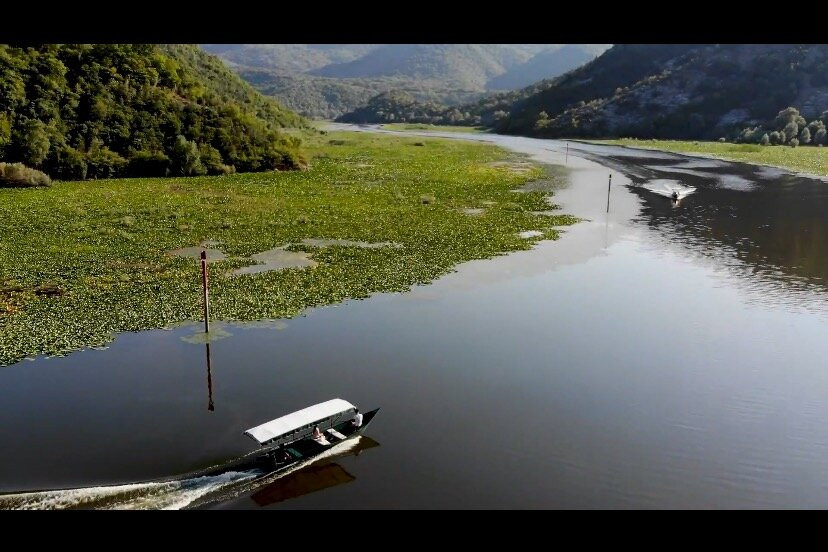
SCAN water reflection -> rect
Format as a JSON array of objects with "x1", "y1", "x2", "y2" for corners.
[
  {"x1": 206, "y1": 343, "x2": 214, "y2": 412},
  {"x1": 565, "y1": 143, "x2": 828, "y2": 312},
  {"x1": 246, "y1": 436, "x2": 380, "y2": 508}
]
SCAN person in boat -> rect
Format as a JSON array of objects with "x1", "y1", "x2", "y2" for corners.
[
  {"x1": 671, "y1": 191, "x2": 679, "y2": 201},
  {"x1": 276, "y1": 448, "x2": 292, "y2": 463},
  {"x1": 312, "y1": 425, "x2": 324, "y2": 441},
  {"x1": 351, "y1": 408, "x2": 363, "y2": 428}
]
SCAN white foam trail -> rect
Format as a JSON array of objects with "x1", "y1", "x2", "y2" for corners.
[
  {"x1": 0, "y1": 436, "x2": 366, "y2": 510},
  {"x1": 188, "y1": 436, "x2": 366, "y2": 508},
  {"x1": 0, "y1": 470, "x2": 259, "y2": 510}
]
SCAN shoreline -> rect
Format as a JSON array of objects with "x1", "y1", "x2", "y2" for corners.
[{"x1": 574, "y1": 139, "x2": 828, "y2": 182}]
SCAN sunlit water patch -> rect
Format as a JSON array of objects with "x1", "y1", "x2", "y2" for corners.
[{"x1": 232, "y1": 247, "x2": 318, "y2": 275}]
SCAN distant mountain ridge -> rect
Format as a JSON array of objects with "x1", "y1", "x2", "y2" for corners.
[
  {"x1": 486, "y1": 44, "x2": 610, "y2": 90},
  {"x1": 203, "y1": 44, "x2": 609, "y2": 118},
  {"x1": 202, "y1": 44, "x2": 379, "y2": 74}
]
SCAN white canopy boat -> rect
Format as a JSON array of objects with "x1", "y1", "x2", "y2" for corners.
[{"x1": 187, "y1": 398, "x2": 379, "y2": 480}]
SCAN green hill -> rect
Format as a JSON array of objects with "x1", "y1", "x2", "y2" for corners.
[
  {"x1": 336, "y1": 78, "x2": 562, "y2": 127},
  {"x1": 238, "y1": 71, "x2": 483, "y2": 120},
  {"x1": 0, "y1": 44, "x2": 307, "y2": 181}
]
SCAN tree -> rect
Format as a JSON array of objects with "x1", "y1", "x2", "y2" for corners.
[
  {"x1": 126, "y1": 151, "x2": 170, "y2": 177},
  {"x1": 775, "y1": 107, "x2": 798, "y2": 126},
  {"x1": 814, "y1": 127, "x2": 827, "y2": 145},
  {"x1": 15, "y1": 120, "x2": 51, "y2": 166},
  {"x1": 170, "y1": 135, "x2": 205, "y2": 176},
  {"x1": 807, "y1": 120, "x2": 824, "y2": 135},
  {"x1": 769, "y1": 131, "x2": 782, "y2": 145},
  {"x1": 789, "y1": 137, "x2": 799, "y2": 147},
  {"x1": 0, "y1": 114, "x2": 10, "y2": 153},
  {"x1": 198, "y1": 143, "x2": 232, "y2": 175},
  {"x1": 799, "y1": 127, "x2": 811, "y2": 144},
  {"x1": 783, "y1": 121, "x2": 799, "y2": 142},
  {"x1": 760, "y1": 133, "x2": 769, "y2": 145},
  {"x1": 50, "y1": 146, "x2": 88, "y2": 180}
]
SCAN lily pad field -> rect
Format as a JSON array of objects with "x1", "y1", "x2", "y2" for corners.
[{"x1": 0, "y1": 132, "x2": 574, "y2": 365}]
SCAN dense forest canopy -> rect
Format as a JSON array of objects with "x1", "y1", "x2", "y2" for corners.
[{"x1": 0, "y1": 44, "x2": 307, "y2": 182}]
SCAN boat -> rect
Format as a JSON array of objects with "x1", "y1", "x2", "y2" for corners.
[
  {"x1": 239, "y1": 398, "x2": 380, "y2": 472},
  {"x1": 0, "y1": 398, "x2": 379, "y2": 510},
  {"x1": 183, "y1": 398, "x2": 379, "y2": 482},
  {"x1": 643, "y1": 179, "x2": 696, "y2": 201}
]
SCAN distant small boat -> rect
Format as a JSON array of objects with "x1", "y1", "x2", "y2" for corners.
[{"x1": 643, "y1": 179, "x2": 696, "y2": 201}]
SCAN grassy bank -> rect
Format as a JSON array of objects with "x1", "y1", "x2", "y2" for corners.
[
  {"x1": 0, "y1": 131, "x2": 574, "y2": 365},
  {"x1": 381, "y1": 123, "x2": 487, "y2": 133},
  {"x1": 594, "y1": 139, "x2": 828, "y2": 177}
]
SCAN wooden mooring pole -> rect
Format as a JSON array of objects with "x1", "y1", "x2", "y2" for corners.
[
  {"x1": 566, "y1": 142, "x2": 569, "y2": 164},
  {"x1": 606, "y1": 173, "x2": 612, "y2": 213},
  {"x1": 200, "y1": 250, "x2": 210, "y2": 334}
]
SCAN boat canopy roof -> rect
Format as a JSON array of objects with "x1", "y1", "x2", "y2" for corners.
[{"x1": 244, "y1": 398, "x2": 356, "y2": 445}]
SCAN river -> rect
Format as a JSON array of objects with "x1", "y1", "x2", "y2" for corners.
[{"x1": 1, "y1": 127, "x2": 827, "y2": 508}]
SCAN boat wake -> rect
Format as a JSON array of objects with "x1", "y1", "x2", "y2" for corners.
[
  {"x1": 642, "y1": 179, "x2": 696, "y2": 199},
  {"x1": 0, "y1": 470, "x2": 260, "y2": 510},
  {"x1": 0, "y1": 436, "x2": 366, "y2": 510}
]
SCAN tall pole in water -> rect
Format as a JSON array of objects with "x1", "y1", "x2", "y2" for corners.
[
  {"x1": 606, "y1": 173, "x2": 612, "y2": 213},
  {"x1": 200, "y1": 250, "x2": 210, "y2": 334},
  {"x1": 566, "y1": 142, "x2": 569, "y2": 164}
]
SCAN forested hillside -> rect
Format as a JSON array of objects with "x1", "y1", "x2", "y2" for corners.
[
  {"x1": 336, "y1": 79, "x2": 561, "y2": 126},
  {"x1": 0, "y1": 44, "x2": 306, "y2": 182},
  {"x1": 498, "y1": 44, "x2": 828, "y2": 140}
]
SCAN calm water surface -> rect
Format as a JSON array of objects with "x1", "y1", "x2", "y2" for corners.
[{"x1": 2, "y1": 128, "x2": 828, "y2": 508}]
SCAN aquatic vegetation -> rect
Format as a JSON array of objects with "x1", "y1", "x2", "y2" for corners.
[
  {"x1": 597, "y1": 139, "x2": 828, "y2": 178},
  {"x1": 0, "y1": 132, "x2": 573, "y2": 365},
  {"x1": 381, "y1": 123, "x2": 487, "y2": 133}
]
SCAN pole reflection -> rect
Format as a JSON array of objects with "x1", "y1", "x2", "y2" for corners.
[{"x1": 206, "y1": 342, "x2": 214, "y2": 412}]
